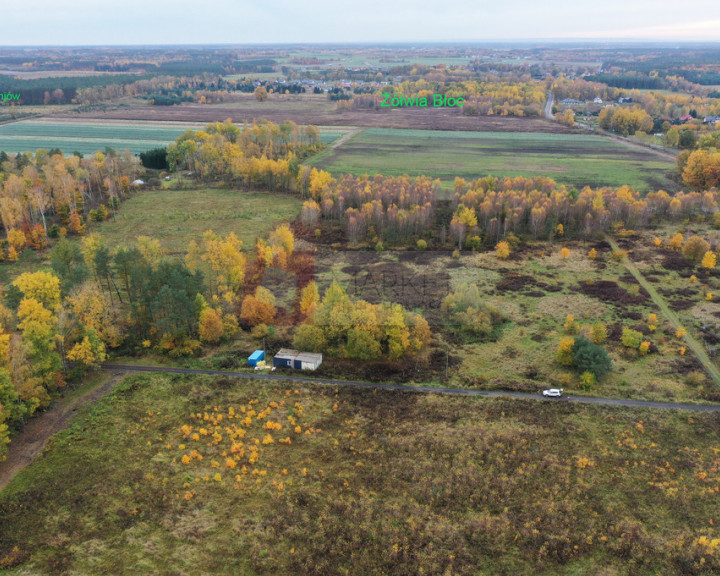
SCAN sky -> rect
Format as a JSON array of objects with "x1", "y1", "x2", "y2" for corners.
[{"x1": 0, "y1": 0, "x2": 719, "y2": 45}]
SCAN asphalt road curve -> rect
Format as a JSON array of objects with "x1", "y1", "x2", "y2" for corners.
[{"x1": 101, "y1": 364, "x2": 720, "y2": 412}]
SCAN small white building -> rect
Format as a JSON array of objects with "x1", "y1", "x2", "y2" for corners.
[
  {"x1": 593, "y1": 97, "x2": 603, "y2": 104},
  {"x1": 273, "y1": 349, "x2": 323, "y2": 371}
]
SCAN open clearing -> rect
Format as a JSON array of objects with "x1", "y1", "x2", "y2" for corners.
[
  {"x1": 91, "y1": 187, "x2": 302, "y2": 255},
  {"x1": 302, "y1": 229, "x2": 719, "y2": 403},
  {"x1": 1, "y1": 372, "x2": 719, "y2": 575},
  {"x1": 306, "y1": 127, "x2": 678, "y2": 193}
]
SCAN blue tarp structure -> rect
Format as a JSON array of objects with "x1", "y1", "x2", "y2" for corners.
[{"x1": 248, "y1": 350, "x2": 265, "y2": 367}]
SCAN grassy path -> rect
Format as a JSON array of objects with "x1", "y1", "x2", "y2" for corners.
[
  {"x1": 330, "y1": 126, "x2": 365, "y2": 150},
  {"x1": 0, "y1": 371, "x2": 127, "y2": 493},
  {"x1": 605, "y1": 234, "x2": 720, "y2": 386}
]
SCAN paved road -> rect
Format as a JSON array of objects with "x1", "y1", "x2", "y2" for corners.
[
  {"x1": 544, "y1": 94, "x2": 554, "y2": 120},
  {"x1": 102, "y1": 364, "x2": 720, "y2": 412}
]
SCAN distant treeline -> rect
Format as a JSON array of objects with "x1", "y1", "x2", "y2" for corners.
[
  {"x1": 671, "y1": 70, "x2": 720, "y2": 86},
  {"x1": 586, "y1": 74, "x2": 668, "y2": 90},
  {"x1": 0, "y1": 74, "x2": 150, "y2": 105}
]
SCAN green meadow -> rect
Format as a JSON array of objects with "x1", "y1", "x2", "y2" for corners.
[{"x1": 307, "y1": 127, "x2": 678, "y2": 194}]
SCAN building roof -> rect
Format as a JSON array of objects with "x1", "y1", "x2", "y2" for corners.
[
  {"x1": 249, "y1": 350, "x2": 264, "y2": 360},
  {"x1": 274, "y1": 348, "x2": 322, "y2": 363}
]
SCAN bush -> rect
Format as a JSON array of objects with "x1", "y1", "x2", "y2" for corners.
[
  {"x1": 611, "y1": 249, "x2": 627, "y2": 261},
  {"x1": 621, "y1": 327, "x2": 644, "y2": 349},
  {"x1": 139, "y1": 147, "x2": 169, "y2": 170},
  {"x1": 442, "y1": 283, "x2": 504, "y2": 339},
  {"x1": 466, "y1": 235, "x2": 482, "y2": 251},
  {"x1": 48, "y1": 224, "x2": 60, "y2": 238},
  {"x1": 556, "y1": 337, "x2": 575, "y2": 366},
  {"x1": 571, "y1": 335, "x2": 612, "y2": 377},
  {"x1": 416, "y1": 239, "x2": 427, "y2": 251},
  {"x1": 682, "y1": 235, "x2": 711, "y2": 263}
]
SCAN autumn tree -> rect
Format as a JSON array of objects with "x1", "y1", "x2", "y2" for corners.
[
  {"x1": 189, "y1": 231, "x2": 245, "y2": 299},
  {"x1": 701, "y1": 251, "x2": 717, "y2": 270},
  {"x1": 589, "y1": 323, "x2": 608, "y2": 344},
  {"x1": 254, "y1": 86, "x2": 268, "y2": 102},
  {"x1": 300, "y1": 200, "x2": 321, "y2": 227},
  {"x1": 669, "y1": 233, "x2": 684, "y2": 251},
  {"x1": 297, "y1": 281, "x2": 430, "y2": 360},
  {"x1": 13, "y1": 271, "x2": 61, "y2": 311},
  {"x1": 450, "y1": 205, "x2": 477, "y2": 249},
  {"x1": 66, "y1": 282, "x2": 122, "y2": 348},
  {"x1": 495, "y1": 241, "x2": 511, "y2": 260},
  {"x1": 136, "y1": 236, "x2": 163, "y2": 267},
  {"x1": 240, "y1": 287, "x2": 277, "y2": 327},
  {"x1": 683, "y1": 235, "x2": 711, "y2": 263},
  {"x1": 199, "y1": 308, "x2": 224, "y2": 343},
  {"x1": 67, "y1": 328, "x2": 106, "y2": 367},
  {"x1": 299, "y1": 281, "x2": 319, "y2": 316},
  {"x1": 556, "y1": 337, "x2": 575, "y2": 366}
]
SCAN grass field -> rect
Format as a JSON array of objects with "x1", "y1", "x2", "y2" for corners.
[
  {"x1": 0, "y1": 187, "x2": 302, "y2": 287},
  {"x1": 1, "y1": 372, "x2": 719, "y2": 575},
  {"x1": 86, "y1": 187, "x2": 302, "y2": 255},
  {"x1": 306, "y1": 127, "x2": 678, "y2": 193}
]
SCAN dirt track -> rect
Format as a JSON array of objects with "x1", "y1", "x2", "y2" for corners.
[{"x1": 0, "y1": 371, "x2": 126, "y2": 493}]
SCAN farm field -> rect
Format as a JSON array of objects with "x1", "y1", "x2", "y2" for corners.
[
  {"x1": 0, "y1": 119, "x2": 208, "y2": 155},
  {"x1": 306, "y1": 127, "x2": 679, "y2": 193},
  {"x1": 0, "y1": 118, "x2": 348, "y2": 156},
  {"x1": 61, "y1": 93, "x2": 574, "y2": 133},
  {"x1": 1, "y1": 372, "x2": 720, "y2": 575}
]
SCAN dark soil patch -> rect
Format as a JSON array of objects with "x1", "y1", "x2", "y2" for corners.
[
  {"x1": 496, "y1": 273, "x2": 563, "y2": 294},
  {"x1": 669, "y1": 300, "x2": 695, "y2": 311},
  {"x1": 607, "y1": 323, "x2": 623, "y2": 340},
  {"x1": 344, "y1": 260, "x2": 451, "y2": 321},
  {"x1": 662, "y1": 251, "x2": 693, "y2": 272},
  {"x1": 700, "y1": 328, "x2": 720, "y2": 346},
  {"x1": 673, "y1": 355, "x2": 705, "y2": 375},
  {"x1": 576, "y1": 280, "x2": 647, "y2": 306},
  {"x1": 397, "y1": 251, "x2": 451, "y2": 264}
]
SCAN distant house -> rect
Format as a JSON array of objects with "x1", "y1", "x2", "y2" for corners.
[
  {"x1": 703, "y1": 115, "x2": 720, "y2": 124},
  {"x1": 131, "y1": 179, "x2": 145, "y2": 186},
  {"x1": 679, "y1": 114, "x2": 694, "y2": 123},
  {"x1": 593, "y1": 97, "x2": 603, "y2": 104},
  {"x1": 617, "y1": 97, "x2": 634, "y2": 104},
  {"x1": 273, "y1": 349, "x2": 323, "y2": 371},
  {"x1": 560, "y1": 98, "x2": 583, "y2": 106}
]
